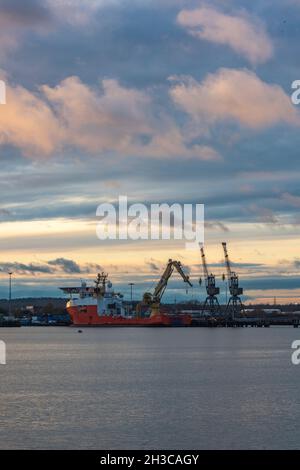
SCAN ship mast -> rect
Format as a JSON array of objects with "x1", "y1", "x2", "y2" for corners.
[{"x1": 94, "y1": 272, "x2": 108, "y2": 295}]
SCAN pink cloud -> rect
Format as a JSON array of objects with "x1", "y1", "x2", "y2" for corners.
[
  {"x1": 0, "y1": 83, "x2": 62, "y2": 156},
  {"x1": 177, "y1": 6, "x2": 273, "y2": 65},
  {"x1": 169, "y1": 68, "x2": 300, "y2": 130},
  {"x1": 0, "y1": 76, "x2": 220, "y2": 161}
]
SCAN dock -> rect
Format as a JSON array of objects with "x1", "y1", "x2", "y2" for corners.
[{"x1": 190, "y1": 317, "x2": 300, "y2": 328}]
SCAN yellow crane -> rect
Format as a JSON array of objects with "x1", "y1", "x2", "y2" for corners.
[{"x1": 137, "y1": 259, "x2": 192, "y2": 318}]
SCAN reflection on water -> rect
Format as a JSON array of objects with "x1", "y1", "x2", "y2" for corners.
[{"x1": 0, "y1": 327, "x2": 299, "y2": 449}]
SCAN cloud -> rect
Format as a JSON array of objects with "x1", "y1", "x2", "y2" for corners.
[
  {"x1": 145, "y1": 259, "x2": 160, "y2": 272},
  {"x1": 48, "y1": 258, "x2": 103, "y2": 274},
  {"x1": 0, "y1": 76, "x2": 220, "y2": 161},
  {"x1": 205, "y1": 221, "x2": 230, "y2": 232},
  {"x1": 0, "y1": 0, "x2": 51, "y2": 56},
  {"x1": 206, "y1": 261, "x2": 264, "y2": 269},
  {"x1": 247, "y1": 204, "x2": 280, "y2": 225},
  {"x1": 281, "y1": 192, "x2": 300, "y2": 208},
  {"x1": 0, "y1": 0, "x2": 120, "y2": 56},
  {"x1": 169, "y1": 68, "x2": 300, "y2": 130},
  {"x1": 0, "y1": 0, "x2": 49, "y2": 24},
  {"x1": 294, "y1": 259, "x2": 300, "y2": 269},
  {"x1": 0, "y1": 258, "x2": 106, "y2": 276},
  {"x1": 42, "y1": 76, "x2": 221, "y2": 160},
  {"x1": 48, "y1": 257, "x2": 81, "y2": 273},
  {"x1": 85, "y1": 263, "x2": 104, "y2": 273},
  {"x1": 0, "y1": 82, "x2": 62, "y2": 156},
  {"x1": 46, "y1": 0, "x2": 119, "y2": 26},
  {"x1": 0, "y1": 262, "x2": 53, "y2": 275},
  {"x1": 177, "y1": 6, "x2": 273, "y2": 65},
  {"x1": 42, "y1": 76, "x2": 153, "y2": 154},
  {"x1": 0, "y1": 208, "x2": 11, "y2": 216}
]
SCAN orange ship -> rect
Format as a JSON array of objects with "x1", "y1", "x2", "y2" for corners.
[{"x1": 60, "y1": 266, "x2": 192, "y2": 327}]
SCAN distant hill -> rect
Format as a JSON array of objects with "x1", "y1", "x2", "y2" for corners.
[
  {"x1": 0, "y1": 297, "x2": 66, "y2": 310},
  {"x1": 0, "y1": 297, "x2": 299, "y2": 312}
]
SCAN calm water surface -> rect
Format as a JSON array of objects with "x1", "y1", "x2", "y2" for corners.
[{"x1": 0, "y1": 327, "x2": 299, "y2": 449}]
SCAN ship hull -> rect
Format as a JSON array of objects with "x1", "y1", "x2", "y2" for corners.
[{"x1": 67, "y1": 306, "x2": 191, "y2": 327}]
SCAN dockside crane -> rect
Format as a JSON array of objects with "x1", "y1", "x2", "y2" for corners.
[
  {"x1": 199, "y1": 244, "x2": 221, "y2": 317},
  {"x1": 136, "y1": 259, "x2": 192, "y2": 317},
  {"x1": 222, "y1": 242, "x2": 244, "y2": 319}
]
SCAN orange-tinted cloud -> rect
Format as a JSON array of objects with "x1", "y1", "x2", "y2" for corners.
[
  {"x1": 0, "y1": 83, "x2": 62, "y2": 156},
  {"x1": 1, "y1": 70, "x2": 297, "y2": 161},
  {"x1": 0, "y1": 76, "x2": 220, "y2": 161},
  {"x1": 42, "y1": 77, "x2": 153, "y2": 154}
]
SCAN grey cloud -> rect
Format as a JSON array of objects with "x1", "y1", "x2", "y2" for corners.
[
  {"x1": 0, "y1": 208, "x2": 10, "y2": 216},
  {"x1": 48, "y1": 257, "x2": 81, "y2": 274},
  {"x1": 205, "y1": 221, "x2": 230, "y2": 232},
  {"x1": 145, "y1": 260, "x2": 160, "y2": 272},
  {"x1": 195, "y1": 262, "x2": 265, "y2": 269},
  {"x1": 85, "y1": 263, "x2": 104, "y2": 273},
  {"x1": 246, "y1": 205, "x2": 280, "y2": 225},
  {"x1": 0, "y1": 258, "x2": 105, "y2": 276},
  {"x1": 0, "y1": 0, "x2": 50, "y2": 23},
  {"x1": 242, "y1": 276, "x2": 300, "y2": 291},
  {"x1": 0, "y1": 262, "x2": 53, "y2": 274},
  {"x1": 281, "y1": 192, "x2": 300, "y2": 208},
  {"x1": 47, "y1": 258, "x2": 103, "y2": 274}
]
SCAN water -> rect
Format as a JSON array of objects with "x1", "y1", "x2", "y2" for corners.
[{"x1": 0, "y1": 327, "x2": 299, "y2": 449}]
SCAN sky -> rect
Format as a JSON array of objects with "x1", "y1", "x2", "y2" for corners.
[{"x1": 0, "y1": 0, "x2": 300, "y2": 303}]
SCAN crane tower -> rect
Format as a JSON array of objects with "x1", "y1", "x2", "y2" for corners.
[
  {"x1": 199, "y1": 244, "x2": 221, "y2": 317},
  {"x1": 222, "y1": 242, "x2": 244, "y2": 319}
]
